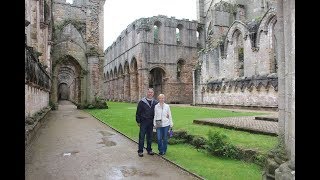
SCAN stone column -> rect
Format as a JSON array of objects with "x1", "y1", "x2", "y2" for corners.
[
  {"x1": 80, "y1": 75, "x2": 86, "y2": 105},
  {"x1": 192, "y1": 69, "x2": 196, "y2": 105},
  {"x1": 108, "y1": 80, "x2": 111, "y2": 100},
  {"x1": 119, "y1": 75, "x2": 124, "y2": 101},
  {"x1": 87, "y1": 56, "x2": 100, "y2": 104},
  {"x1": 138, "y1": 68, "x2": 149, "y2": 100},
  {"x1": 196, "y1": 0, "x2": 205, "y2": 24},
  {"x1": 110, "y1": 79, "x2": 114, "y2": 100},
  {"x1": 114, "y1": 77, "x2": 119, "y2": 101},
  {"x1": 124, "y1": 73, "x2": 130, "y2": 102},
  {"x1": 265, "y1": 0, "x2": 295, "y2": 179},
  {"x1": 51, "y1": 75, "x2": 58, "y2": 104},
  {"x1": 130, "y1": 71, "x2": 138, "y2": 102}
]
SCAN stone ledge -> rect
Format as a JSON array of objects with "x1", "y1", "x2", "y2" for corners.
[
  {"x1": 193, "y1": 119, "x2": 277, "y2": 136},
  {"x1": 25, "y1": 107, "x2": 51, "y2": 148},
  {"x1": 255, "y1": 116, "x2": 278, "y2": 122},
  {"x1": 195, "y1": 104, "x2": 278, "y2": 111}
]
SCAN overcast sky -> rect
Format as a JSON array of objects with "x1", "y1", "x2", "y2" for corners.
[{"x1": 103, "y1": 0, "x2": 197, "y2": 50}]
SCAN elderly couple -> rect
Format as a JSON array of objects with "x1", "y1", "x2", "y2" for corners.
[{"x1": 136, "y1": 88, "x2": 173, "y2": 157}]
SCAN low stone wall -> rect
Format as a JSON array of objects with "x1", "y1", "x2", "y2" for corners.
[
  {"x1": 196, "y1": 74, "x2": 278, "y2": 108},
  {"x1": 25, "y1": 84, "x2": 50, "y2": 117},
  {"x1": 25, "y1": 106, "x2": 51, "y2": 147}
]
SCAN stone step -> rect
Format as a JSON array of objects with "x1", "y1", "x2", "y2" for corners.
[
  {"x1": 255, "y1": 116, "x2": 278, "y2": 122},
  {"x1": 193, "y1": 119, "x2": 277, "y2": 136}
]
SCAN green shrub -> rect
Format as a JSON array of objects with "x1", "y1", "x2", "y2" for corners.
[
  {"x1": 94, "y1": 96, "x2": 108, "y2": 109},
  {"x1": 174, "y1": 129, "x2": 189, "y2": 140},
  {"x1": 49, "y1": 100, "x2": 57, "y2": 110},
  {"x1": 253, "y1": 154, "x2": 267, "y2": 167},
  {"x1": 168, "y1": 138, "x2": 185, "y2": 145},
  {"x1": 87, "y1": 104, "x2": 95, "y2": 109},
  {"x1": 206, "y1": 130, "x2": 240, "y2": 159},
  {"x1": 191, "y1": 136, "x2": 207, "y2": 149}
]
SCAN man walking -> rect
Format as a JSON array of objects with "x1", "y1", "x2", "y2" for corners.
[{"x1": 136, "y1": 88, "x2": 158, "y2": 157}]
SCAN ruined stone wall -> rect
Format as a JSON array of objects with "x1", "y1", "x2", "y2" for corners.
[
  {"x1": 202, "y1": 0, "x2": 277, "y2": 22},
  {"x1": 53, "y1": 0, "x2": 105, "y2": 51},
  {"x1": 25, "y1": 0, "x2": 52, "y2": 74},
  {"x1": 51, "y1": 0, "x2": 105, "y2": 105},
  {"x1": 52, "y1": 1, "x2": 86, "y2": 23},
  {"x1": 25, "y1": 0, "x2": 52, "y2": 119},
  {"x1": 104, "y1": 16, "x2": 199, "y2": 103},
  {"x1": 195, "y1": 0, "x2": 278, "y2": 108}
]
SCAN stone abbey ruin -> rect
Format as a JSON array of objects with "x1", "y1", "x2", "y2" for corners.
[{"x1": 25, "y1": 0, "x2": 294, "y2": 179}]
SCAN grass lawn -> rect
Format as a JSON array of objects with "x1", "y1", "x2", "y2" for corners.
[
  {"x1": 164, "y1": 144, "x2": 262, "y2": 179},
  {"x1": 170, "y1": 106, "x2": 277, "y2": 153},
  {"x1": 86, "y1": 101, "x2": 278, "y2": 179}
]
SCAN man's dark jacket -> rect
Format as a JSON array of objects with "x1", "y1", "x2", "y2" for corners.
[{"x1": 136, "y1": 97, "x2": 158, "y2": 124}]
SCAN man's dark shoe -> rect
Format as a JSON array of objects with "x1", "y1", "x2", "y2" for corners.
[
  {"x1": 138, "y1": 152, "x2": 143, "y2": 157},
  {"x1": 159, "y1": 152, "x2": 164, "y2": 155},
  {"x1": 147, "y1": 151, "x2": 155, "y2": 155}
]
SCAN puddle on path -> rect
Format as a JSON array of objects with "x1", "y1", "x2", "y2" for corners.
[
  {"x1": 99, "y1": 131, "x2": 114, "y2": 136},
  {"x1": 76, "y1": 116, "x2": 87, "y2": 119},
  {"x1": 98, "y1": 137, "x2": 116, "y2": 146},
  {"x1": 109, "y1": 166, "x2": 157, "y2": 179}
]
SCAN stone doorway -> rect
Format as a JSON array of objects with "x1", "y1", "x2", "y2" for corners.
[
  {"x1": 58, "y1": 83, "x2": 69, "y2": 100},
  {"x1": 149, "y1": 67, "x2": 166, "y2": 98}
]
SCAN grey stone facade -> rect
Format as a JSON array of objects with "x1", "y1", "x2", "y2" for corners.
[
  {"x1": 194, "y1": 0, "x2": 278, "y2": 109},
  {"x1": 103, "y1": 15, "x2": 199, "y2": 103}
]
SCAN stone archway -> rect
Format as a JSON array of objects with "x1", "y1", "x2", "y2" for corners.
[
  {"x1": 52, "y1": 55, "x2": 83, "y2": 105},
  {"x1": 130, "y1": 58, "x2": 139, "y2": 102},
  {"x1": 149, "y1": 67, "x2": 166, "y2": 98}
]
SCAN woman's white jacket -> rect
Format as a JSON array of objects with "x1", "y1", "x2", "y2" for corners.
[{"x1": 153, "y1": 103, "x2": 173, "y2": 127}]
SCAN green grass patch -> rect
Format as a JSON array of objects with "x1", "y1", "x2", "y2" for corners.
[
  {"x1": 164, "y1": 144, "x2": 262, "y2": 180},
  {"x1": 86, "y1": 101, "x2": 277, "y2": 179}
]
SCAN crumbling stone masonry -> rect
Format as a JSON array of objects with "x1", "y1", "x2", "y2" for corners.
[
  {"x1": 103, "y1": 15, "x2": 200, "y2": 103},
  {"x1": 25, "y1": 0, "x2": 106, "y2": 146},
  {"x1": 194, "y1": 0, "x2": 278, "y2": 109},
  {"x1": 25, "y1": 0, "x2": 53, "y2": 146},
  {"x1": 25, "y1": 0, "x2": 53, "y2": 118},
  {"x1": 51, "y1": 0, "x2": 105, "y2": 106}
]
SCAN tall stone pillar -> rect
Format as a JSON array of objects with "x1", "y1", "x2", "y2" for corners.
[
  {"x1": 196, "y1": 0, "x2": 205, "y2": 23},
  {"x1": 274, "y1": 0, "x2": 295, "y2": 179},
  {"x1": 119, "y1": 75, "x2": 124, "y2": 101},
  {"x1": 110, "y1": 79, "x2": 114, "y2": 100},
  {"x1": 124, "y1": 73, "x2": 130, "y2": 102},
  {"x1": 87, "y1": 56, "x2": 100, "y2": 104},
  {"x1": 130, "y1": 71, "x2": 138, "y2": 102},
  {"x1": 138, "y1": 68, "x2": 149, "y2": 100},
  {"x1": 114, "y1": 77, "x2": 119, "y2": 101},
  {"x1": 108, "y1": 80, "x2": 111, "y2": 100},
  {"x1": 192, "y1": 69, "x2": 196, "y2": 105},
  {"x1": 80, "y1": 75, "x2": 86, "y2": 105},
  {"x1": 51, "y1": 74, "x2": 58, "y2": 104},
  {"x1": 263, "y1": 0, "x2": 295, "y2": 179}
]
